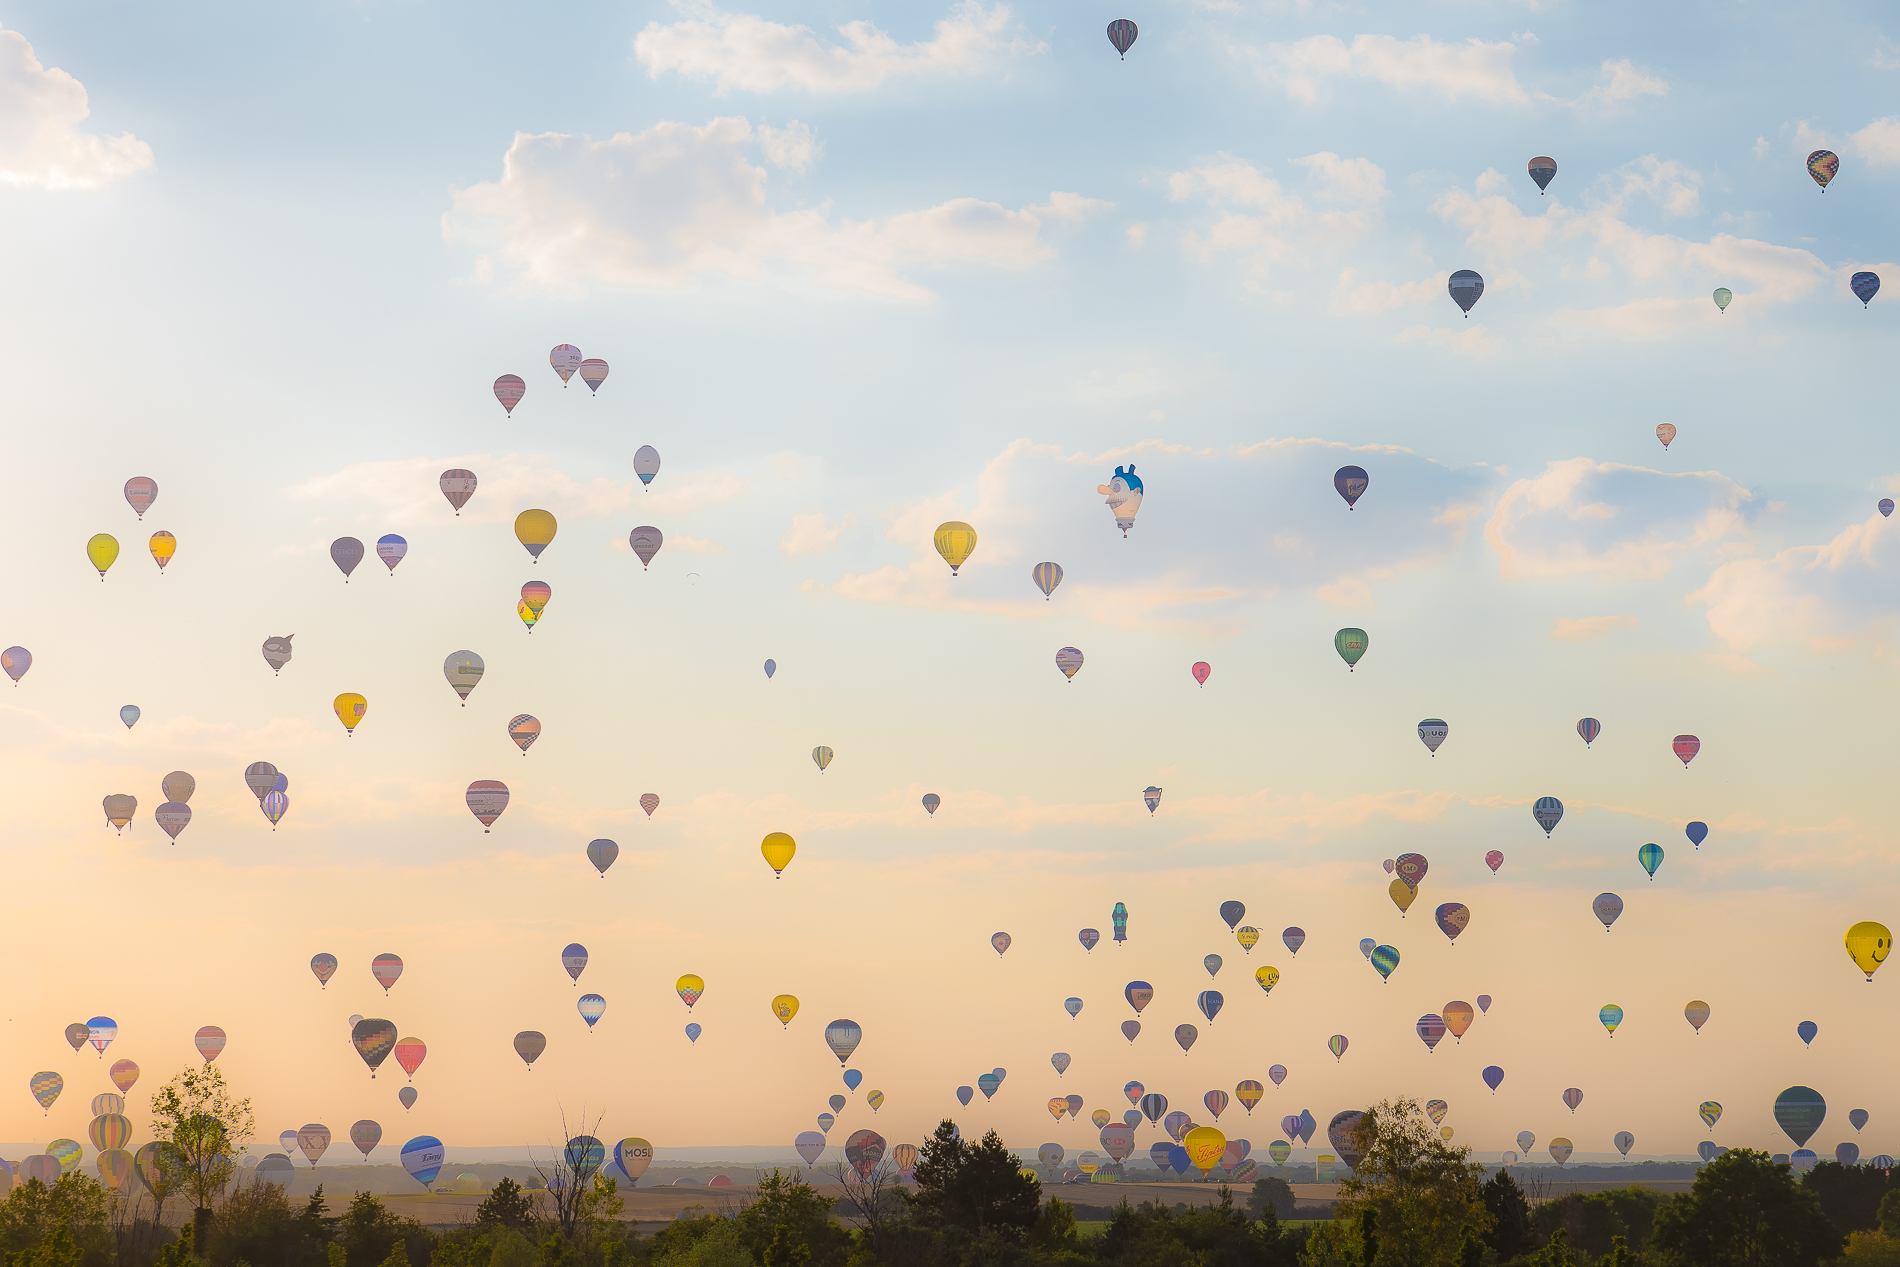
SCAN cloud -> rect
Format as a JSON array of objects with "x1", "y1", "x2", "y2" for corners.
[
  {"x1": 632, "y1": 1, "x2": 1042, "y2": 94},
  {"x1": 1239, "y1": 36, "x2": 1666, "y2": 109},
  {"x1": 1689, "y1": 511, "x2": 1900, "y2": 659},
  {"x1": 1168, "y1": 152, "x2": 1388, "y2": 280},
  {"x1": 1486, "y1": 458, "x2": 1753, "y2": 580},
  {"x1": 444, "y1": 121, "x2": 1104, "y2": 301},
  {"x1": 780, "y1": 510, "x2": 856, "y2": 558},
  {"x1": 755, "y1": 120, "x2": 820, "y2": 171},
  {"x1": 285, "y1": 455, "x2": 748, "y2": 525},
  {"x1": 0, "y1": 25, "x2": 152, "y2": 189},
  {"x1": 1849, "y1": 116, "x2": 1900, "y2": 166},
  {"x1": 1551, "y1": 614, "x2": 1639, "y2": 640}
]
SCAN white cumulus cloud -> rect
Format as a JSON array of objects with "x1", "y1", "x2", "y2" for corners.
[
  {"x1": 780, "y1": 511, "x2": 857, "y2": 558},
  {"x1": 633, "y1": 1, "x2": 1042, "y2": 94},
  {"x1": 0, "y1": 24, "x2": 152, "y2": 189},
  {"x1": 1486, "y1": 458, "x2": 1754, "y2": 581},
  {"x1": 444, "y1": 121, "x2": 1104, "y2": 302},
  {"x1": 1239, "y1": 35, "x2": 1665, "y2": 111},
  {"x1": 1689, "y1": 511, "x2": 1900, "y2": 659},
  {"x1": 1168, "y1": 151, "x2": 1388, "y2": 281}
]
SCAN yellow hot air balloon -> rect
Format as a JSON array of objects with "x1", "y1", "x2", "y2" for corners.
[
  {"x1": 1845, "y1": 921, "x2": 1892, "y2": 981},
  {"x1": 934, "y1": 522, "x2": 977, "y2": 575},
  {"x1": 333, "y1": 693, "x2": 368, "y2": 736},
  {"x1": 771, "y1": 994, "x2": 800, "y2": 1027},
  {"x1": 762, "y1": 831, "x2": 796, "y2": 877},
  {"x1": 1389, "y1": 877, "x2": 1417, "y2": 914},
  {"x1": 86, "y1": 534, "x2": 120, "y2": 579},
  {"x1": 1254, "y1": 966, "x2": 1280, "y2": 994},
  {"x1": 149, "y1": 531, "x2": 176, "y2": 572},
  {"x1": 676, "y1": 975, "x2": 705, "y2": 1009},
  {"x1": 1183, "y1": 1126, "x2": 1227, "y2": 1174},
  {"x1": 515, "y1": 510, "x2": 558, "y2": 561}
]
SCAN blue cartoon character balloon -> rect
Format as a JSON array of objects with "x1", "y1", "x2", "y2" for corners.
[{"x1": 1098, "y1": 466, "x2": 1144, "y2": 537}]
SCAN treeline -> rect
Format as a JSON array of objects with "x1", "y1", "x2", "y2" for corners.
[{"x1": 13, "y1": 1099, "x2": 1900, "y2": 1266}]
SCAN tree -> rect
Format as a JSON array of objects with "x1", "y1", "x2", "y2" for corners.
[
  {"x1": 1478, "y1": 1170, "x2": 1531, "y2": 1261},
  {"x1": 1329, "y1": 1098, "x2": 1490, "y2": 1266},
  {"x1": 531, "y1": 1114, "x2": 610, "y2": 1243},
  {"x1": 149, "y1": 1064, "x2": 255, "y2": 1233},
  {"x1": 1649, "y1": 1148, "x2": 1842, "y2": 1266},
  {"x1": 906, "y1": 1120, "x2": 1040, "y2": 1236},
  {"x1": 1525, "y1": 1227, "x2": 1571, "y2": 1266},
  {"x1": 335, "y1": 1192, "x2": 432, "y2": 1267},
  {"x1": 1804, "y1": 1161, "x2": 1900, "y2": 1236},
  {"x1": 1250, "y1": 1177, "x2": 1298, "y2": 1221},
  {"x1": 1885, "y1": 1189, "x2": 1900, "y2": 1238},
  {"x1": 1602, "y1": 1234, "x2": 1637, "y2": 1267},
  {"x1": 3, "y1": 1225, "x2": 82, "y2": 1267},
  {"x1": 0, "y1": 1172, "x2": 110, "y2": 1267},
  {"x1": 735, "y1": 1171, "x2": 846, "y2": 1266},
  {"x1": 476, "y1": 1178, "x2": 539, "y2": 1233},
  {"x1": 1531, "y1": 1187, "x2": 1664, "y2": 1259}
]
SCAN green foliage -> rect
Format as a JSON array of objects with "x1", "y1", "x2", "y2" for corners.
[
  {"x1": 1649, "y1": 1148, "x2": 1841, "y2": 1267},
  {"x1": 1842, "y1": 1228, "x2": 1900, "y2": 1265},
  {"x1": 734, "y1": 1172, "x2": 845, "y2": 1267},
  {"x1": 907, "y1": 1120, "x2": 1041, "y2": 1236},
  {"x1": 1327, "y1": 1099, "x2": 1490, "y2": 1267},
  {"x1": 0, "y1": 1175, "x2": 110, "y2": 1267},
  {"x1": 1884, "y1": 1189, "x2": 1900, "y2": 1239},
  {"x1": 1030, "y1": 1199, "x2": 1080, "y2": 1252},
  {"x1": 476, "y1": 1180, "x2": 538, "y2": 1235},
  {"x1": 149, "y1": 1066, "x2": 255, "y2": 1215},
  {"x1": 761, "y1": 1226, "x2": 811, "y2": 1267},
  {"x1": 1599, "y1": 1233, "x2": 1635, "y2": 1267},
  {"x1": 1456, "y1": 1226, "x2": 1483, "y2": 1267},
  {"x1": 1094, "y1": 1190, "x2": 1299, "y2": 1266},
  {"x1": 1529, "y1": 1187, "x2": 1664, "y2": 1260},
  {"x1": 638, "y1": 1218, "x2": 749, "y2": 1267},
  {"x1": 1803, "y1": 1161, "x2": 1900, "y2": 1236},
  {"x1": 1248, "y1": 1180, "x2": 1298, "y2": 1222},
  {"x1": 1477, "y1": 1172, "x2": 1530, "y2": 1262},
  {"x1": 201, "y1": 1180, "x2": 328, "y2": 1267},
  {"x1": 157, "y1": 1225, "x2": 196, "y2": 1267},
  {"x1": 336, "y1": 1192, "x2": 434, "y2": 1267},
  {"x1": 4, "y1": 1226, "x2": 82, "y2": 1267},
  {"x1": 1524, "y1": 1226, "x2": 1571, "y2": 1267}
]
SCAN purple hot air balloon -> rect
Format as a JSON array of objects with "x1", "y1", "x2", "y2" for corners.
[
  {"x1": 1105, "y1": 19, "x2": 1137, "y2": 58},
  {"x1": 1482, "y1": 1066, "x2": 1505, "y2": 1093}
]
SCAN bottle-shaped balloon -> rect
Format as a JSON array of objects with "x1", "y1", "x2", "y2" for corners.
[{"x1": 1113, "y1": 902, "x2": 1128, "y2": 943}]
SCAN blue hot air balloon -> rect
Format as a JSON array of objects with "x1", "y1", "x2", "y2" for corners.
[
  {"x1": 1797, "y1": 1020, "x2": 1818, "y2": 1046},
  {"x1": 1852, "y1": 271, "x2": 1881, "y2": 307},
  {"x1": 562, "y1": 944, "x2": 588, "y2": 982},
  {"x1": 764, "y1": 659, "x2": 776, "y2": 679},
  {"x1": 400, "y1": 1136, "x2": 445, "y2": 1188},
  {"x1": 1685, "y1": 821, "x2": 1708, "y2": 850},
  {"x1": 1448, "y1": 270, "x2": 1484, "y2": 315},
  {"x1": 1638, "y1": 844, "x2": 1664, "y2": 880},
  {"x1": 1167, "y1": 1144, "x2": 1191, "y2": 1175},
  {"x1": 843, "y1": 1070, "x2": 863, "y2": 1092},
  {"x1": 1219, "y1": 900, "x2": 1245, "y2": 930},
  {"x1": 577, "y1": 994, "x2": 606, "y2": 1028},
  {"x1": 1197, "y1": 990, "x2": 1224, "y2": 1024},
  {"x1": 1106, "y1": 19, "x2": 1137, "y2": 58},
  {"x1": 956, "y1": 1086, "x2": 973, "y2": 1107},
  {"x1": 1370, "y1": 945, "x2": 1400, "y2": 982},
  {"x1": 1064, "y1": 997, "x2": 1082, "y2": 1018},
  {"x1": 1482, "y1": 1066, "x2": 1504, "y2": 1093},
  {"x1": 1533, "y1": 797, "x2": 1564, "y2": 835},
  {"x1": 685, "y1": 1023, "x2": 701, "y2": 1044},
  {"x1": 1334, "y1": 466, "x2": 1369, "y2": 510},
  {"x1": 1774, "y1": 1086, "x2": 1827, "y2": 1148},
  {"x1": 977, "y1": 1073, "x2": 1001, "y2": 1101}
]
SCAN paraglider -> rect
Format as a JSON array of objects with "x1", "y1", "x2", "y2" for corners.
[
  {"x1": 494, "y1": 375, "x2": 526, "y2": 415},
  {"x1": 1673, "y1": 734, "x2": 1700, "y2": 766},
  {"x1": 1032, "y1": 562, "x2": 1063, "y2": 599},
  {"x1": 1098, "y1": 466, "x2": 1143, "y2": 536},
  {"x1": 1528, "y1": 156, "x2": 1557, "y2": 192},
  {"x1": 761, "y1": 831, "x2": 796, "y2": 877},
  {"x1": 1844, "y1": 920, "x2": 1891, "y2": 980},
  {"x1": 1853, "y1": 272, "x2": 1881, "y2": 307},
  {"x1": 262, "y1": 635, "x2": 293, "y2": 675},
  {"x1": 1448, "y1": 270, "x2": 1483, "y2": 316},
  {"x1": 87, "y1": 533, "x2": 120, "y2": 579},
  {"x1": 1533, "y1": 797, "x2": 1564, "y2": 836},
  {"x1": 629, "y1": 527, "x2": 663, "y2": 569},
  {"x1": 587, "y1": 839, "x2": 618, "y2": 877},
  {"x1": 933, "y1": 522, "x2": 977, "y2": 574},
  {"x1": 1638, "y1": 843, "x2": 1664, "y2": 879},
  {"x1": 1334, "y1": 628, "x2": 1367, "y2": 670},
  {"x1": 1056, "y1": 647, "x2": 1084, "y2": 680},
  {"x1": 1577, "y1": 718, "x2": 1600, "y2": 747},
  {"x1": 1334, "y1": 465, "x2": 1368, "y2": 509},
  {"x1": 1106, "y1": 19, "x2": 1136, "y2": 58},
  {"x1": 1713, "y1": 288, "x2": 1732, "y2": 312},
  {"x1": 1593, "y1": 892, "x2": 1624, "y2": 930},
  {"x1": 1807, "y1": 150, "x2": 1839, "y2": 190},
  {"x1": 329, "y1": 537, "x2": 362, "y2": 581},
  {"x1": 149, "y1": 531, "x2": 175, "y2": 571},
  {"x1": 1657, "y1": 423, "x2": 1677, "y2": 450},
  {"x1": 377, "y1": 535, "x2": 407, "y2": 574},
  {"x1": 440, "y1": 469, "x2": 477, "y2": 514},
  {"x1": 466, "y1": 780, "x2": 509, "y2": 832},
  {"x1": 515, "y1": 510, "x2": 557, "y2": 561},
  {"x1": 1417, "y1": 719, "x2": 1447, "y2": 754}
]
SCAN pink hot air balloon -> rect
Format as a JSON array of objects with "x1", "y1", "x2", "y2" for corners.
[
  {"x1": 395, "y1": 1038, "x2": 427, "y2": 1079},
  {"x1": 1485, "y1": 850, "x2": 1504, "y2": 874},
  {"x1": 467, "y1": 780, "x2": 509, "y2": 831},
  {"x1": 194, "y1": 1026, "x2": 227, "y2": 1063},
  {"x1": 1191, "y1": 662, "x2": 1211, "y2": 687},
  {"x1": 640, "y1": 793, "x2": 660, "y2": 818},
  {"x1": 371, "y1": 953, "x2": 404, "y2": 994},
  {"x1": 1672, "y1": 735, "x2": 1701, "y2": 767},
  {"x1": 494, "y1": 375, "x2": 526, "y2": 416},
  {"x1": 109, "y1": 1060, "x2": 140, "y2": 1094}
]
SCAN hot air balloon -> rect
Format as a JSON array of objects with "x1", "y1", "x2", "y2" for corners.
[
  {"x1": 1184, "y1": 1126, "x2": 1226, "y2": 1176},
  {"x1": 1686, "y1": 821, "x2": 1708, "y2": 849},
  {"x1": 934, "y1": 522, "x2": 977, "y2": 574},
  {"x1": 1097, "y1": 466, "x2": 1144, "y2": 536},
  {"x1": 1797, "y1": 1020, "x2": 1817, "y2": 1046},
  {"x1": 1844, "y1": 921, "x2": 1891, "y2": 980},
  {"x1": 1334, "y1": 628, "x2": 1368, "y2": 670},
  {"x1": 762, "y1": 831, "x2": 796, "y2": 877},
  {"x1": 575, "y1": 358, "x2": 609, "y2": 394},
  {"x1": 1549, "y1": 1139, "x2": 1573, "y2": 1167},
  {"x1": 1527, "y1": 156, "x2": 1557, "y2": 193},
  {"x1": 1638, "y1": 843, "x2": 1664, "y2": 879},
  {"x1": 466, "y1": 781, "x2": 509, "y2": 832},
  {"x1": 1106, "y1": 18, "x2": 1136, "y2": 57},
  {"x1": 1389, "y1": 880, "x2": 1417, "y2": 915},
  {"x1": 1699, "y1": 1102, "x2": 1722, "y2": 1130},
  {"x1": 2, "y1": 646, "x2": 31, "y2": 685},
  {"x1": 1143, "y1": 787, "x2": 1162, "y2": 815},
  {"x1": 1064, "y1": 997, "x2": 1082, "y2": 1019},
  {"x1": 955, "y1": 1087, "x2": 973, "y2": 1108},
  {"x1": 1079, "y1": 929, "x2": 1100, "y2": 952},
  {"x1": 869, "y1": 1091, "x2": 886, "y2": 1113},
  {"x1": 1204, "y1": 954, "x2": 1223, "y2": 978},
  {"x1": 399, "y1": 1088, "x2": 418, "y2": 1110},
  {"x1": 194, "y1": 1026, "x2": 226, "y2": 1063},
  {"x1": 1560, "y1": 1088, "x2": 1584, "y2": 1114},
  {"x1": 1883, "y1": 500, "x2": 1895, "y2": 518},
  {"x1": 1327, "y1": 1035, "x2": 1348, "y2": 1062},
  {"x1": 1268, "y1": 1066, "x2": 1286, "y2": 1088},
  {"x1": 1370, "y1": 946, "x2": 1400, "y2": 982},
  {"x1": 1850, "y1": 1109, "x2": 1869, "y2": 1132},
  {"x1": 30, "y1": 1072, "x2": 63, "y2": 1113},
  {"x1": 1776, "y1": 1086, "x2": 1827, "y2": 1147},
  {"x1": 1485, "y1": 850, "x2": 1503, "y2": 874},
  {"x1": 507, "y1": 715, "x2": 541, "y2": 754},
  {"x1": 1121, "y1": 1021, "x2": 1140, "y2": 1044},
  {"x1": 1417, "y1": 719, "x2": 1447, "y2": 754},
  {"x1": 577, "y1": 995, "x2": 606, "y2": 1028},
  {"x1": 1577, "y1": 718, "x2": 1601, "y2": 747},
  {"x1": 371, "y1": 953, "x2": 404, "y2": 994},
  {"x1": 1434, "y1": 903, "x2": 1470, "y2": 943},
  {"x1": 376, "y1": 535, "x2": 407, "y2": 574},
  {"x1": 149, "y1": 531, "x2": 175, "y2": 571},
  {"x1": 1593, "y1": 892, "x2": 1624, "y2": 930},
  {"x1": 352, "y1": 1019, "x2": 397, "y2": 1078},
  {"x1": 87, "y1": 533, "x2": 120, "y2": 579},
  {"x1": 922, "y1": 793, "x2": 940, "y2": 817},
  {"x1": 296, "y1": 1124, "x2": 332, "y2": 1167},
  {"x1": 1657, "y1": 423, "x2": 1677, "y2": 450},
  {"x1": 117, "y1": 704, "x2": 140, "y2": 729},
  {"x1": 442, "y1": 652, "x2": 484, "y2": 705},
  {"x1": 977, "y1": 1074, "x2": 1001, "y2": 1101},
  {"x1": 261, "y1": 635, "x2": 293, "y2": 675},
  {"x1": 641, "y1": 793, "x2": 660, "y2": 818},
  {"x1": 325, "y1": 536, "x2": 363, "y2": 581},
  {"x1": 824, "y1": 1020, "x2": 862, "y2": 1065},
  {"x1": 763, "y1": 658, "x2": 776, "y2": 679},
  {"x1": 559, "y1": 944, "x2": 589, "y2": 984},
  {"x1": 586, "y1": 839, "x2": 618, "y2": 877},
  {"x1": 333, "y1": 693, "x2": 367, "y2": 736},
  {"x1": 1673, "y1": 735, "x2": 1700, "y2": 766},
  {"x1": 439, "y1": 469, "x2": 477, "y2": 514},
  {"x1": 261, "y1": 790, "x2": 287, "y2": 825},
  {"x1": 547, "y1": 344, "x2": 583, "y2": 385},
  {"x1": 1113, "y1": 903, "x2": 1129, "y2": 943},
  {"x1": 1045, "y1": 1097, "x2": 1065, "y2": 1122},
  {"x1": 1448, "y1": 270, "x2": 1484, "y2": 315},
  {"x1": 1236, "y1": 926, "x2": 1259, "y2": 953},
  {"x1": 1197, "y1": 991, "x2": 1224, "y2": 1024},
  {"x1": 103, "y1": 794, "x2": 136, "y2": 833},
  {"x1": 1359, "y1": 939, "x2": 1376, "y2": 959},
  {"x1": 812, "y1": 746, "x2": 833, "y2": 772},
  {"x1": 1807, "y1": 150, "x2": 1839, "y2": 190},
  {"x1": 1395, "y1": 853, "x2": 1428, "y2": 890},
  {"x1": 1599, "y1": 1005, "x2": 1623, "y2": 1036},
  {"x1": 513, "y1": 1032, "x2": 546, "y2": 1068},
  {"x1": 400, "y1": 1135, "x2": 445, "y2": 1189},
  {"x1": 1533, "y1": 797, "x2": 1564, "y2": 835},
  {"x1": 1092, "y1": 1110, "x2": 1112, "y2": 1130},
  {"x1": 628, "y1": 527, "x2": 663, "y2": 570},
  {"x1": 1713, "y1": 287, "x2": 1732, "y2": 312},
  {"x1": 493, "y1": 375, "x2": 526, "y2": 415},
  {"x1": 1254, "y1": 967, "x2": 1279, "y2": 995},
  {"x1": 1056, "y1": 647, "x2": 1084, "y2": 681},
  {"x1": 771, "y1": 995, "x2": 799, "y2": 1027},
  {"x1": 1416, "y1": 1014, "x2": 1446, "y2": 1052},
  {"x1": 1124, "y1": 982, "x2": 1153, "y2": 1014},
  {"x1": 350, "y1": 1120, "x2": 383, "y2": 1158},
  {"x1": 1685, "y1": 1001, "x2": 1710, "y2": 1033},
  {"x1": 109, "y1": 1059, "x2": 139, "y2": 1094},
  {"x1": 1031, "y1": 562, "x2": 1063, "y2": 600},
  {"x1": 1483, "y1": 1067, "x2": 1504, "y2": 1093},
  {"x1": 515, "y1": 510, "x2": 557, "y2": 561},
  {"x1": 988, "y1": 932, "x2": 1012, "y2": 957},
  {"x1": 676, "y1": 975, "x2": 705, "y2": 1010},
  {"x1": 1139, "y1": 1093, "x2": 1167, "y2": 1124}
]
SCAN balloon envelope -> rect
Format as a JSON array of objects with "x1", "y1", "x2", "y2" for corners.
[
  {"x1": 1448, "y1": 270, "x2": 1484, "y2": 313},
  {"x1": 494, "y1": 375, "x2": 526, "y2": 414},
  {"x1": 1106, "y1": 18, "x2": 1136, "y2": 55},
  {"x1": 439, "y1": 469, "x2": 477, "y2": 513},
  {"x1": 634, "y1": 446, "x2": 662, "y2": 486},
  {"x1": 587, "y1": 839, "x2": 618, "y2": 876},
  {"x1": 1483, "y1": 1066, "x2": 1504, "y2": 1092},
  {"x1": 933, "y1": 522, "x2": 977, "y2": 573},
  {"x1": 513, "y1": 1031, "x2": 546, "y2": 1067},
  {"x1": 1534, "y1": 797, "x2": 1564, "y2": 834},
  {"x1": 824, "y1": 1019, "x2": 862, "y2": 1064},
  {"x1": 400, "y1": 1136, "x2": 445, "y2": 1188},
  {"x1": 1775, "y1": 1086, "x2": 1827, "y2": 1147},
  {"x1": 194, "y1": 1026, "x2": 226, "y2": 1063},
  {"x1": 1528, "y1": 156, "x2": 1557, "y2": 191},
  {"x1": 1593, "y1": 893, "x2": 1624, "y2": 930}
]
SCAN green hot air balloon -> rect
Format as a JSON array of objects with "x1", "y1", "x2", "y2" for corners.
[
  {"x1": 1713, "y1": 288, "x2": 1732, "y2": 312},
  {"x1": 1369, "y1": 945, "x2": 1400, "y2": 982},
  {"x1": 1638, "y1": 844, "x2": 1664, "y2": 880},
  {"x1": 1334, "y1": 629, "x2": 1368, "y2": 672},
  {"x1": 1775, "y1": 1086, "x2": 1826, "y2": 1148}
]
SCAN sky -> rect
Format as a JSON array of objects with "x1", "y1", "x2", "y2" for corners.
[{"x1": 2, "y1": 0, "x2": 1899, "y2": 1176}]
